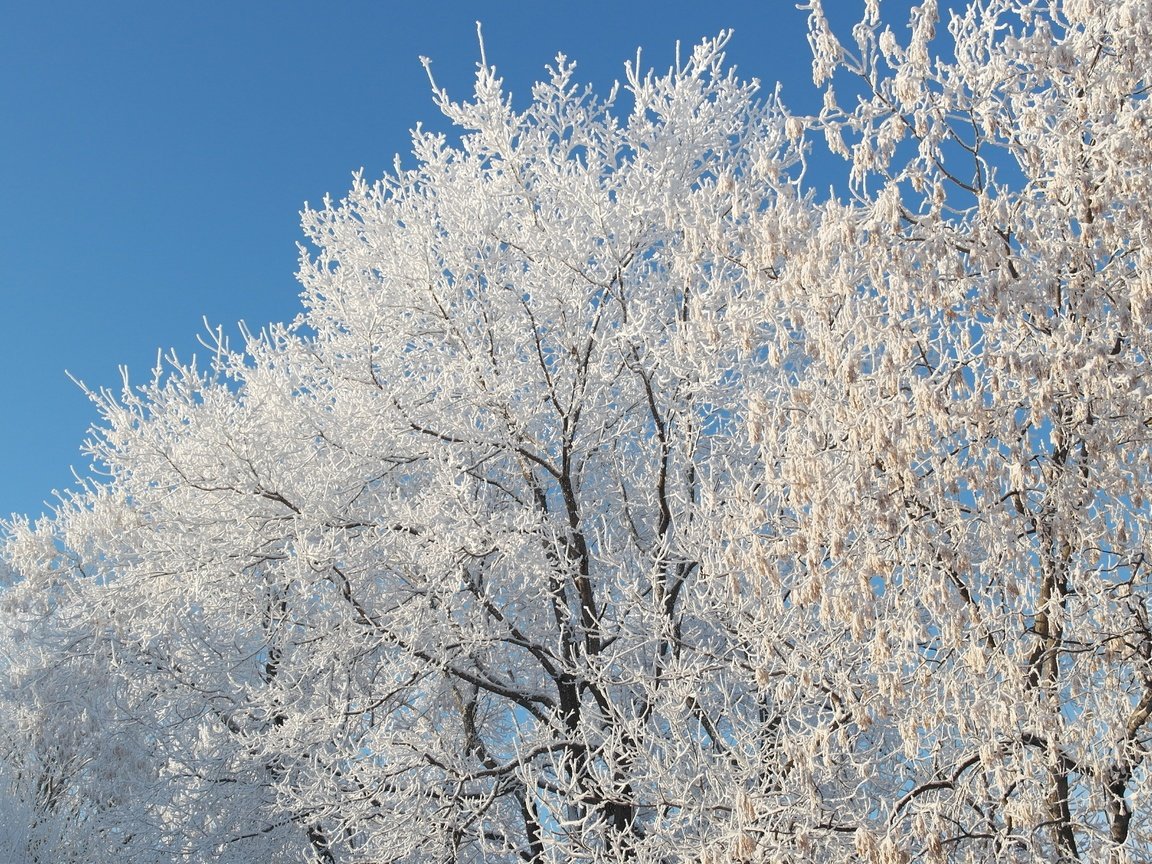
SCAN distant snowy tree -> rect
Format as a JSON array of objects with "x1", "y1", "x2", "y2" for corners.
[{"x1": 4, "y1": 1, "x2": 1152, "y2": 861}]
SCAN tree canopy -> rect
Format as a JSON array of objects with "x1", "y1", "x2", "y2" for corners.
[{"x1": 4, "y1": 1, "x2": 1152, "y2": 861}]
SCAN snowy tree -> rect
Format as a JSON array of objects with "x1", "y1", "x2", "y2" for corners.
[{"x1": 4, "y1": 1, "x2": 1152, "y2": 861}]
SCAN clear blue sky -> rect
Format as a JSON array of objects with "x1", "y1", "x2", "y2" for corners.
[{"x1": 1, "y1": 1, "x2": 933, "y2": 521}]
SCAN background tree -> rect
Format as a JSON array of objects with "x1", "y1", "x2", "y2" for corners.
[{"x1": 4, "y1": 1, "x2": 1152, "y2": 862}]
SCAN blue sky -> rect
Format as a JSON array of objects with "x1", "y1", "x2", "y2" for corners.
[{"x1": 1, "y1": 1, "x2": 933, "y2": 521}]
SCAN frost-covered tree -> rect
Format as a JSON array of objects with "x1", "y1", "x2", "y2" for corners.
[{"x1": 4, "y1": 1, "x2": 1152, "y2": 861}]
